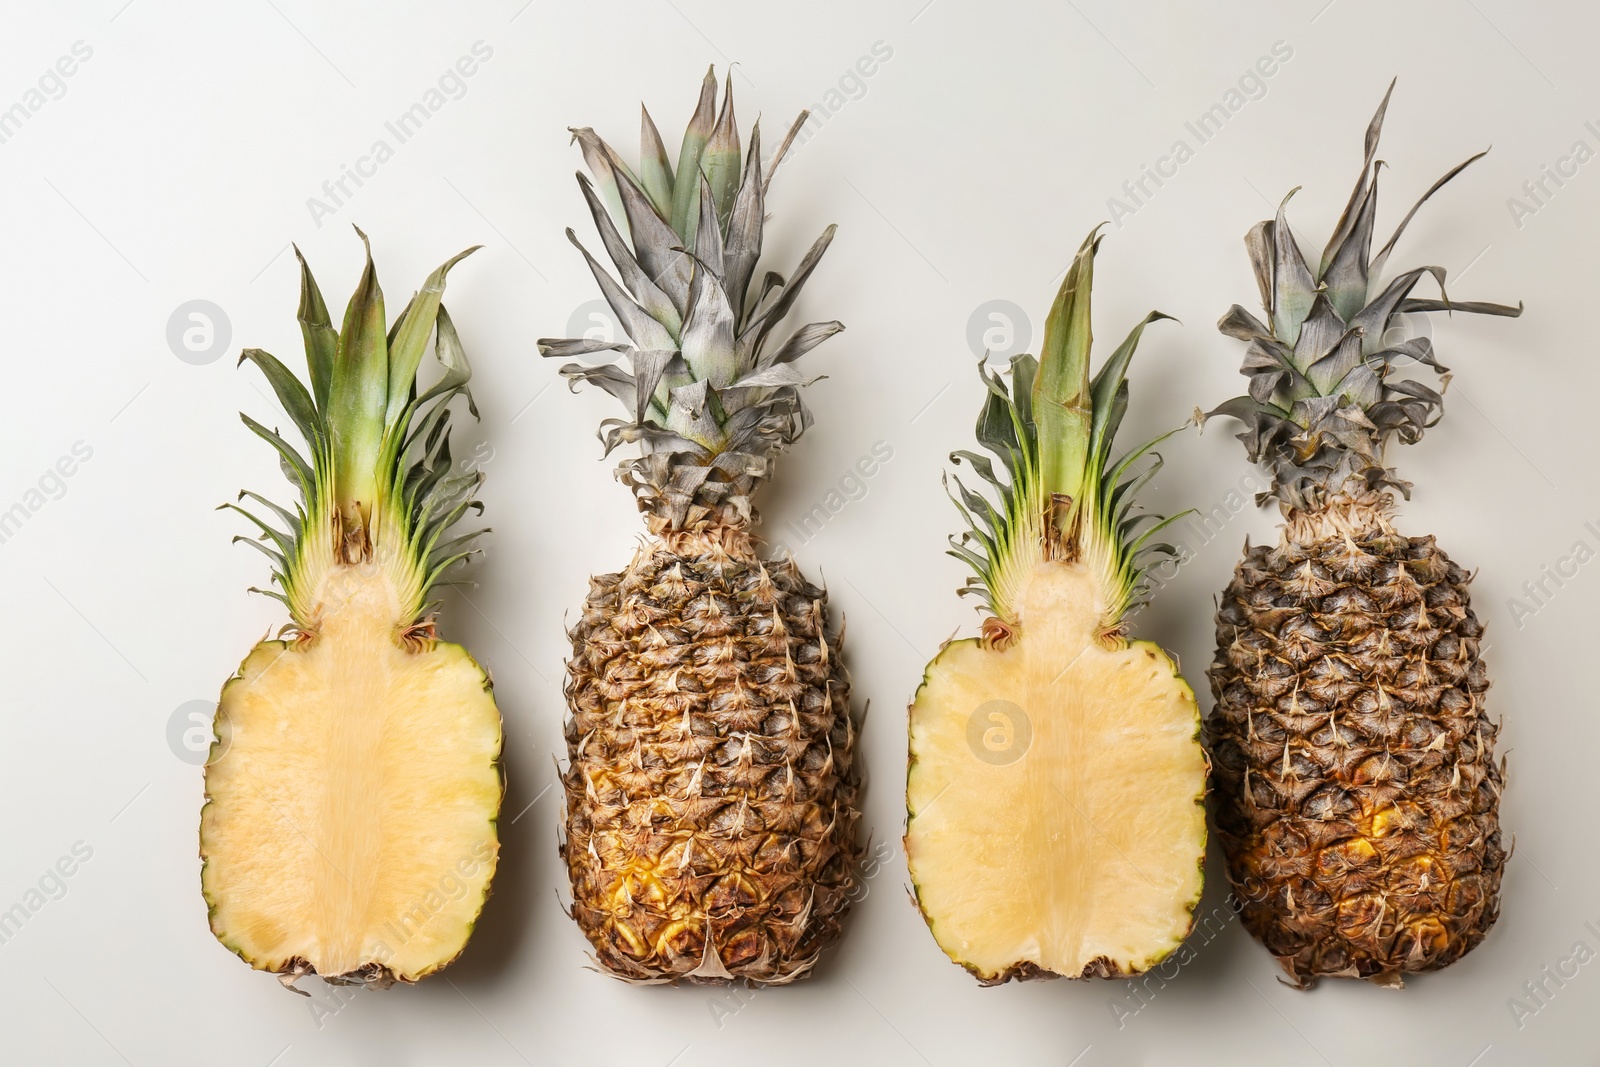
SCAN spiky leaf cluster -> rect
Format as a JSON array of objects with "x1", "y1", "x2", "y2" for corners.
[
  {"x1": 227, "y1": 232, "x2": 486, "y2": 628},
  {"x1": 1211, "y1": 82, "x2": 1521, "y2": 512},
  {"x1": 947, "y1": 230, "x2": 1184, "y2": 630},
  {"x1": 538, "y1": 67, "x2": 842, "y2": 532}
]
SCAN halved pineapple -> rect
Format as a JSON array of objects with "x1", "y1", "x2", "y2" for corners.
[
  {"x1": 905, "y1": 232, "x2": 1207, "y2": 983},
  {"x1": 200, "y1": 235, "x2": 502, "y2": 989}
]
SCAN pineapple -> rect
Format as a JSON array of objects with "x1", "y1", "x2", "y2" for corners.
[
  {"x1": 905, "y1": 231, "x2": 1208, "y2": 984},
  {"x1": 1205, "y1": 83, "x2": 1521, "y2": 987},
  {"x1": 539, "y1": 68, "x2": 861, "y2": 984},
  {"x1": 200, "y1": 233, "x2": 504, "y2": 990}
]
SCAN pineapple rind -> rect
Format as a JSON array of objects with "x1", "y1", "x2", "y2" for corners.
[
  {"x1": 562, "y1": 533, "x2": 860, "y2": 985},
  {"x1": 1209, "y1": 520, "x2": 1504, "y2": 987}
]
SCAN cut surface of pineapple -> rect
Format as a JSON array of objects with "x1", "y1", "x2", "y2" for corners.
[
  {"x1": 201, "y1": 567, "x2": 502, "y2": 983},
  {"x1": 906, "y1": 562, "x2": 1206, "y2": 982}
]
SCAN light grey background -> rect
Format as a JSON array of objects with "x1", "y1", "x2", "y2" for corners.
[{"x1": 0, "y1": 1, "x2": 1591, "y2": 1064}]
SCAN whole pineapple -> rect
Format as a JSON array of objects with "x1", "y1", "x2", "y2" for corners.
[
  {"x1": 540, "y1": 69, "x2": 861, "y2": 984},
  {"x1": 1206, "y1": 83, "x2": 1520, "y2": 988}
]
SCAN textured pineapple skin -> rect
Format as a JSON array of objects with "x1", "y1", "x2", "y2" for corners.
[
  {"x1": 1207, "y1": 519, "x2": 1505, "y2": 987},
  {"x1": 561, "y1": 531, "x2": 861, "y2": 984}
]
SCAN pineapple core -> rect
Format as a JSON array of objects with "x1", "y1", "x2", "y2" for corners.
[
  {"x1": 906, "y1": 562, "x2": 1207, "y2": 980},
  {"x1": 201, "y1": 564, "x2": 502, "y2": 982}
]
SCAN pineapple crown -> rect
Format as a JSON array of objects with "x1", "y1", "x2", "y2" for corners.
[
  {"x1": 227, "y1": 230, "x2": 487, "y2": 630},
  {"x1": 1209, "y1": 80, "x2": 1521, "y2": 513},
  {"x1": 947, "y1": 229, "x2": 1186, "y2": 635},
  {"x1": 538, "y1": 67, "x2": 842, "y2": 535}
]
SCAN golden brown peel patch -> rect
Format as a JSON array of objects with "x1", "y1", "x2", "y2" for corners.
[
  {"x1": 562, "y1": 535, "x2": 861, "y2": 985},
  {"x1": 1207, "y1": 521, "x2": 1504, "y2": 987}
]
